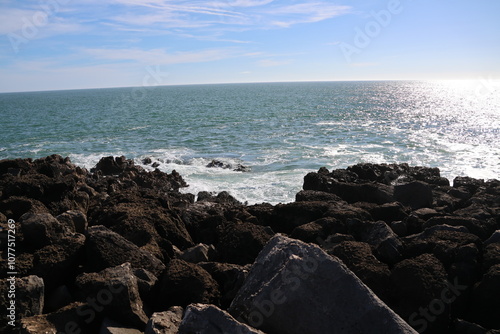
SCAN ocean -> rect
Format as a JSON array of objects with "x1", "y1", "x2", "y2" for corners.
[{"x1": 1, "y1": 81, "x2": 499, "y2": 204}]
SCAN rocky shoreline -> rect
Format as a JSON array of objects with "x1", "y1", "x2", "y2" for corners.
[{"x1": 0, "y1": 155, "x2": 499, "y2": 333}]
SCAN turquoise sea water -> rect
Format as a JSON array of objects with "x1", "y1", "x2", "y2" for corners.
[{"x1": 1, "y1": 81, "x2": 499, "y2": 204}]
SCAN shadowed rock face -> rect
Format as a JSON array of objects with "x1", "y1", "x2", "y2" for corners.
[
  {"x1": 1, "y1": 157, "x2": 499, "y2": 333},
  {"x1": 229, "y1": 235, "x2": 418, "y2": 334}
]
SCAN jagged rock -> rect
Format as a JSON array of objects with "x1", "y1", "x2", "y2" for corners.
[
  {"x1": 179, "y1": 304, "x2": 266, "y2": 334},
  {"x1": 99, "y1": 318, "x2": 143, "y2": 334},
  {"x1": 347, "y1": 219, "x2": 403, "y2": 264},
  {"x1": 198, "y1": 262, "x2": 249, "y2": 309},
  {"x1": 31, "y1": 232, "x2": 86, "y2": 290},
  {"x1": 45, "y1": 285, "x2": 73, "y2": 313},
  {"x1": 1, "y1": 275, "x2": 44, "y2": 321},
  {"x1": 295, "y1": 190, "x2": 342, "y2": 202},
  {"x1": 326, "y1": 241, "x2": 391, "y2": 302},
  {"x1": 75, "y1": 263, "x2": 149, "y2": 328},
  {"x1": 0, "y1": 196, "x2": 49, "y2": 221},
  {"x1": 216, "y1": 222, "x2": 274, "y2": 265},
  {"x1": 484, "y1": 243, "x2": 500, "y2": 271},
  {"x1": 132, "y1": 268, "x2": 158, "y2": 302},
  {"x1": 19, "y1": 212, "x2": 69, "y2": 250},
  {"x1": 159, "y1": 259, "x2": 220, "y2": 308},
  {"x1": 468, "y1": 264, "x2": 500, "y2": 330},
  {"x1": 394, "y1": 181, "x2": 433, "y2": 209},
  {"x1": 229, "y1": 235, "x2": 417, "y2": 334},
  {"x1": 270, "y1": 201, "x2": 333, "y2": 233},
  {"x1": 411, "y1": 207, "x2": 441, "y2": 221},
  {"x1": 85, "y1": 225, "x2": 165, "y2": 276},
  {"x1": 403, "y1": 226, "x2": 481, "y2": 268},
  {"x1": 304, "y1": 175, "x2": 395, "y2": 204},
  {"x1": 56, "y1": 210, "x2": 88, "y2": 233},
  {"x1": 323, "y1": 201, "x2": 373, "y2": 223},
  {"x1": 424, "y1": 216, "x2": 497, "y2": 241},
  {"x1": 290, "y1": 217, "x2": 343, "y2": 244},
  {"x1": 485, "y1": 230, "x2": 500, "y2": 245},
  {"x1": 370, "y1": 202, "x2": 409, "y2": 223},
  {"x1": 20, "y1": 302, "x2": 96, "y2": 334},
  {"x1": 88, "y1": 190, "x2": 194, "y2": 254},
  {"x1": 390, "y1": 254, "x2": 451, "y2": 334},
  {"x1": 179, "y1": 243, "x2": 215, "y2": 263},
  {"x1": 389, "y1": 220, "x2": 408, "y2": 237},
  {"x1": 145, "y1": 306, "x2": 184, "y2": 334},
  {"x1": 453, "y1": 176, "x2": 485, "y2": 193}
]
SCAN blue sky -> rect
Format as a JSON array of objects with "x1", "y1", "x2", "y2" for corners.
[{"x1": 1, "y1": 0, "x2": 499, "y2": 92}]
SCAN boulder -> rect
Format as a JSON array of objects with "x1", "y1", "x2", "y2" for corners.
[
  {"x1": 31, "y1": 232, "x2": 86, "y2": 290},
  {"x1": 3, "y1": 275, "x2": 44, "y2": 320},
  {"x1": 390, "y1": 254, "x2": 453, "y2": 334},
  {"x1": 394, "y1": 181, "x2": 433, "y2": 209},
  {"x1": 369, "y1": 202, "x2": 409, "y2": 223},
  {"x1": 75, "y1": 263, "x2": 149, "y2": 328},
  {"x1": 179, "y1": 304, "x2": 266, "y2": 334},
  {"x1": 484, "y1": 243, "x2": 500, "y2": 271},
  {"x1": 216, "y1": 222, "x2": 274, "y2": 265},
  {"x1": 19, "y1": 212, "x2": 69, "y2": 250},
  {"x1": 326, "y1": 241, "x2": 391, "y2": 302},
  {"x1": 347, "y1": 219, "x2": 403, "y2": 264},
  {"x1": 99, "y1": 318, "x2": 143, "y2": 334},
  {"x1": 229, "y1": 235, "x2": 417, "y2": 334},
  {"x1": 20, "y1": 302, "x2": 97, "y2": 334},
  {"x1": 159, "y1": 259, "x2": 220, "y2": 308},
  {"x1": 295, "y1": 190, "x2": 342, "y2": 202},
  {"x1": 198, "y1": 262, "x2": 249, "y2": 309},
  {"x1": 270, "y1": 201, "x2": 332, "y2": 233},
  {"x1": 468, "y1": 264, "x2": 500, "y2": 330},
  {"x1": 179, "y1": 243, "x2": 215, "y2": 263},
  {"x1": 56, "y1": 210, "x2": 88, "y2": 234},
  {"x1": 85, "y1": 225, "x2": 165, "y2": 276},
  {"x1": 145, "y1": 306, "x2": 184, "y2": 334},
  {"x1": 424, "y1": 216, "x2": 497, "y2": 241}
]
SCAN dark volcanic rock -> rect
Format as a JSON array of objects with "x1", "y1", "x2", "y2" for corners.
[
  {"x1": 390, "y1": 254, "x2": 451, "y2": 334},
  {"x1": 31, "y1": 232, "x2": 86, "y2": 290},
  {"x1": 19, "y1": 212, "x2": 69, "y2": 250},
  {"x1": 159, "y1": 259, "x2": 220, "y2": 308},
  {"x1": 179, "y1": 304, "x2": 265, "y2": 334},
  {"x1": 145, "y1": 306, "x2": 184, "y2": 334},
  {"x1": 216, "y1": 221, "x2": 274, "y2": 265},
  {"x1": 467, "y1": 264, "x2": 500, "y2": 330},
  {"x1": 75, "y1": 263, "x2": 149, "y2": 328},
  {"x1": 229, "y1": 235, "x2": 417, "y2": 334},
  {"x1": 271, "y1": 201, "x2": 332, "y2": 233},
  {"x1": 326, "y1": 241, "x2": 391, "y2": 302},
  {"x1": 85, "y1": 225, "x2": 165, "y2": 276},
  {"x1": 2, "y1": 156, "x2": 498, "y2": 333},
  {"x1": 394, "y1": 181, "x2": 433, "y2": 210},
  {"x1": 198, "y1": 262, "x2": 249, "y2": 309},
  {"x1": 20, "y1": 302, "x2": 96, "y2": 334}
]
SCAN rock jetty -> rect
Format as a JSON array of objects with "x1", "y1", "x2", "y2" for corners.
[{"x1": 0, "y1": 155, "x2": 499, "y2": 333}]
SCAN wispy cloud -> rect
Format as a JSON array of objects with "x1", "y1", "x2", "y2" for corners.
[{"x1": 82, "y1": 47, "x2": 244, "y2": 65}]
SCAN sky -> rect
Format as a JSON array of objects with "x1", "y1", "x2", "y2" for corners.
[{"x1": 0, "y1": 0, "x2": 499, "y2": 92}]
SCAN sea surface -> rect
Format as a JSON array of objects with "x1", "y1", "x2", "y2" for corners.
[{"x1": 1, "y1": 81, "x2": 499, "y2": 204}]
